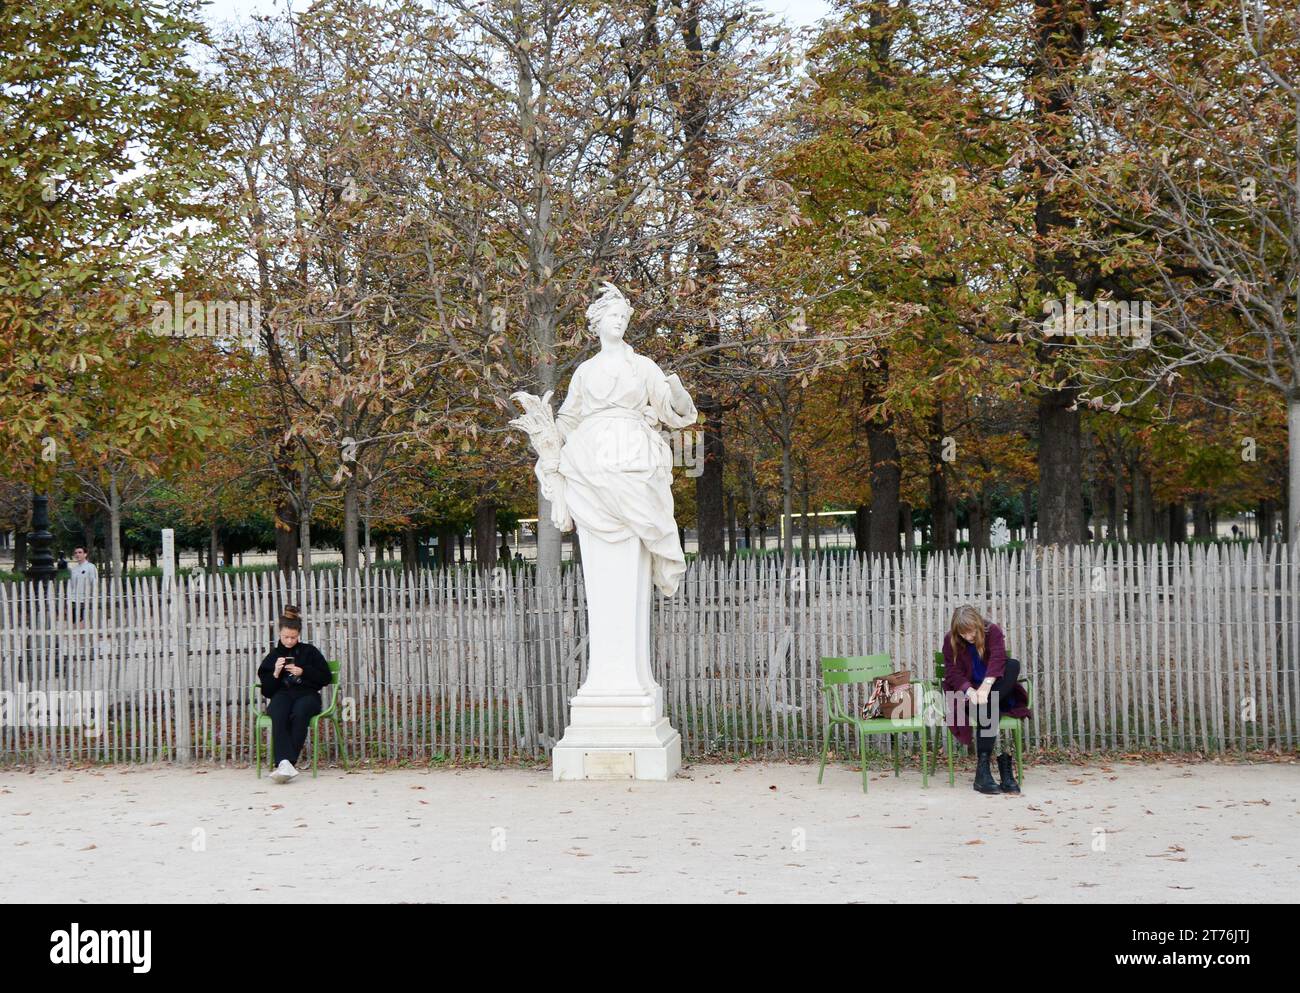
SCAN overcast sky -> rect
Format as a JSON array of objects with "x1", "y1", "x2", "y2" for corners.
[{"x1": 198, "y1": 0, "x2": 833, "y2": 31}]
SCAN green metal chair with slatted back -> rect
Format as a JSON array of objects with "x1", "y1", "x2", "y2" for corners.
[
  {"x1": 252, "y1": 659, "x2": 349, "y2": 778},
  {"x1": 933, "y1": 650, "x2": 1030, "y2": 787},
  {"x1": 818, "y1": 654, "x2": 933, "y2": 794}
]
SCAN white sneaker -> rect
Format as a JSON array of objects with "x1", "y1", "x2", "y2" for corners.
[{"x1": 270, "y1": 759, "x2": 295, "y2": 783}]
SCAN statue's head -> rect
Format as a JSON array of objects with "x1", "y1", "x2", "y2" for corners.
[{"x1": 586, "y1": 281, "x2": 632, "y2": 342}]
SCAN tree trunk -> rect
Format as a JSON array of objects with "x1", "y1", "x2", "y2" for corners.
[
  {"x1": 208, "y1": 522, "x2": 219, "y2": 574},
  {"x1": 361, "y1": 489, "x2": 372, "y2": 569},
  {"x1": 695, "y1": 399, "x2": 725, "y2": 558},
  {"x1": 853, "y1": 504, "x2": 869, "y2": 554},
  {"x1": 1192, "y1": 494, "x2": 1212, "y2": 540},
  {"x1": 1030, "y1": 0, "x2": 1094, "y2": 547},
  {"x1": 726, "y1": 490, "x2": 737, "y2": 558},
  {"x1": 1129, "y1": 460, "x2": 1155, "y2": 543},
  {"x1": 865, "y1": 368, "x2": 901, "y2": 556},
  {"x1": 274, "y1": 445, "x2": 300, "y2": 573},
  {"x1": 900, "y1": 502, "x2": 914, "y2": 551},
  {"x1": 780, "y1": 431, "x2": 794, "y2": 572},
  {"x1": 927, "y1": 409, "x2": 952, "y2": 551},
  {"x1": 82, "y1": 516, "x2": 96, "y2": 563},
  {"x1": 1166, "y1": 502, "x2": 1184, "y2": 545},
  {"x1": 1127, "y1": 461, "x2": 1143, "y2": 543},
  {"x1": 1037, "y1": 389, "x2": 1084, "y2": 545},
  {"x1": 108, "y1": 470, "x2": 123, "y2": 580},
  {"x1": 680, "y1": 21, "x2": 725, "y2": 562},
  {"x1": 969, "y1": 493, "x2": 989, "y2": 550},
  {"x1": 530, "y1": 158, "x2": 562, "y2": 584},
  {"x1": 435, "y1": 523, "x2": 456, "y2": 566},
  {"x1": 799, "y1": 470, "x2": 811, "y2": 567},
  {"x1": 1257, "y1": 499, "x2": 1275, "y2": 543},
  {"x1": 275, "y1": 497, "x2": 299, "y2": 574},
  {"x1": 1107, "y1": 461, "x2": 1121, "y2": 543},
  {"x1": 298, "y1": 460, "x2": 312, "y2": 572},
  {"x1": 1289, "y1": 392, "x2": 1300, "y2": 543},
  {"x1": 473, "y1": 500, "x2": 497, "y2": 569},
  {"x1": 14, "y1": 529, "x2": 26, "y2": 573},
  {"x1": 868, "y1": 421, "x2": 901, "y2": 556},
  {"x1": 343, "y1": 475, "x2": 360, "y2": 570}
]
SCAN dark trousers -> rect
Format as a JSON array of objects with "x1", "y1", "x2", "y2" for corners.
[
  {"x1": 267, "y1": 691, "x2": 322, "y2": 765},
  {"x1": 973, "y1": 657, "x2": 1020, "y2": 755}
]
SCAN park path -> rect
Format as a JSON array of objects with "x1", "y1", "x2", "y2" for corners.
[{"x1": 0, "y1": 759, "x2": 1295, "y2": 902}]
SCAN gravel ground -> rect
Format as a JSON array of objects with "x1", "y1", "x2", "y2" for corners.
[{"x1": 1, "y1": 758, "x2": 1295, "y2": 903}]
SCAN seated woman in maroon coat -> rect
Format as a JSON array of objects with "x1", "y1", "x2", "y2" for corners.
[{"x1": 940, "y1": 605, "x2": 1031, "y2": 794}]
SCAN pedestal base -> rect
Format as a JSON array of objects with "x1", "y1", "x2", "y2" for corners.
[
  {"x1": 553, "y1": 527, "x2": 681, "y2": 781},
  {"x1": 552, "y1": 717, "x2": 682, "y2": 781}
]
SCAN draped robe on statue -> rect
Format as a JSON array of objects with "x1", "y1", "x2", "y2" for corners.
[{"x1": 555, "y1": 346, "x2": 698, "y2": 598}]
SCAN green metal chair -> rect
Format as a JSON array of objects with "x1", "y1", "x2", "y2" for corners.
[
  {"x1": 933, "y1": 650, "x2": 1031, "y2": 787},
  {"x1": 817, "y1": 654, "x2": 935, "y2": 794},
  {"x1": 252, "y1": 659, "x2": 350, "y2": 778}
]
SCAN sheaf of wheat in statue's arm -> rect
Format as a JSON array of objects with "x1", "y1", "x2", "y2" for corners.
[
  {"x1": 508, "y1": 389, "x2": 573, "y2": 533},
  {"x1": 509, "y1": 281, "x2": 698, "y2": 597}
]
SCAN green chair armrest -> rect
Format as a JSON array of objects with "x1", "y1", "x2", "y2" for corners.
[
  {"x1": 318, "y1": 683, "x2": 338, "y2": 719},
  {"x1": 318, "y1": 660, "x2": 342, "y2": 718}
]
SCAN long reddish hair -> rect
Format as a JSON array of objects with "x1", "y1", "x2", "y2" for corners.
[{"x1": 948, "y1": 604, "x2": 987, "y2": 660}]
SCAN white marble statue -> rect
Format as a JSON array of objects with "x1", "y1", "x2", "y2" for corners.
[
  {"x1": 990, "y1": 516, "x2": 1010, "y2": 549},
  {"x1": 510, "y1": 282, "x2": 697, "y2": 780}
]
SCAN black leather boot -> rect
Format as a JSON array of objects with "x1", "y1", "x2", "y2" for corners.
[
  {"x1": 973, "y1": 752, "x2": 999, "y2": 794},
  {"x1": 997, "y1": 753, "x2": 1021, "y2": 793}
]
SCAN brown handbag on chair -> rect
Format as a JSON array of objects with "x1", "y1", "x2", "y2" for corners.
[{"x1": 863, "y1": 670, "x2": 916, "y2": 720}]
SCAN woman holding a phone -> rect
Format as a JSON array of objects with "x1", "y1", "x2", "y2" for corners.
[{"x1": 257, "y1": 605, "x2": 333, "y2": 783}]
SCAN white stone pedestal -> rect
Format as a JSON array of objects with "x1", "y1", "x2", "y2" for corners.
[{"x1": 552, "y1": 529, "x2": 681, "y2": 781}]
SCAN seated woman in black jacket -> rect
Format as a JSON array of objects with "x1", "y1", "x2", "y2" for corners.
[{"x1": 257, "y1": 605, "x2": 332, "y2": 783}]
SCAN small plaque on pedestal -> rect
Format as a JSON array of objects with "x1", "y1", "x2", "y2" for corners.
[{"x1": 582, "y1": 750, "x2": 635, "y2": 780}]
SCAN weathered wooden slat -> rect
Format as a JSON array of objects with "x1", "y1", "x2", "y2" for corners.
[{"x1": 0, "y1": 546, "x2": 1291, "y2": 765}]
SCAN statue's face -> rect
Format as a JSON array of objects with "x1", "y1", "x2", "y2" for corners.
[{"x1": 596, "y1": 299, "x2": 632, "y2": 340}]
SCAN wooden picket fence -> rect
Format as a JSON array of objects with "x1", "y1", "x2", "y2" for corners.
[{"x1": 0, "y1": 542, "x2": 1296, "y2": 765}]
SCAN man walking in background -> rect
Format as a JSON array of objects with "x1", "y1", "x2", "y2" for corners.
[{"x1": 68, "y1": 546, "x2": 97, "y2": 626}]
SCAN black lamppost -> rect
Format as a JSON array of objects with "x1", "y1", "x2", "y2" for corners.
[{"x1": 24, "y1": 492, "x2": 57, "y2": 582}]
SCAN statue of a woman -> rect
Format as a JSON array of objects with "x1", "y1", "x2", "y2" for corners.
[{"x1": 511, "y1": 282, "x2": 697, "y2": 779}]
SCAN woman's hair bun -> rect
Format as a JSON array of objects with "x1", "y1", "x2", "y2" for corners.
[{"x1": 281, "y1": 604, "x2": 302, "y2": 620}]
